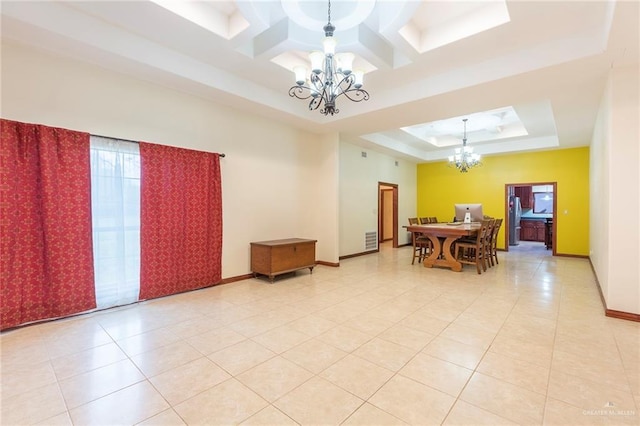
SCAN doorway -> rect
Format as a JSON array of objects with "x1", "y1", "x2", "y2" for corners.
[
  {"x1": 378, "y1": 182, "x2": 398, "y2": 248},
  {"x1": 504, "y1": 182, "x2": 556, "y2": 255}
]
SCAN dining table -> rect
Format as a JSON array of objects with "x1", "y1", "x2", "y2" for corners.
[{"x1": 406, "y1": 222, "x2": 481, "y2": 272}]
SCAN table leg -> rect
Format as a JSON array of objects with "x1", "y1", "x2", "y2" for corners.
[
  {"x1": 441, "y1": 236, "x2": 463, "y2": 272},
  {"x1": 423, "y1": 236, "x2": 442, "y2": 268},
  {"x1": 423, "y1": 235, "x2": 463, "y2": 272}
]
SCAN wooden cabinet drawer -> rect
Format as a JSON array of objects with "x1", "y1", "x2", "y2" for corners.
[
  {"x1": 520, "y1": 220, "x2": 546, "y2": 242},
  {"x1": 271, "y1": 243, "x2": 315, "y2": 272},
  {"x1": 515, "y1": 186, "x2": 533, "y2": 209},
  {"x1": 534, "y1": 222, "x2": 546, "y2": 242}
]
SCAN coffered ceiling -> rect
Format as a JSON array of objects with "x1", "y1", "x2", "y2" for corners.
[{"x1": 1, "y1": 1, "x2": 638, "y2": 162}]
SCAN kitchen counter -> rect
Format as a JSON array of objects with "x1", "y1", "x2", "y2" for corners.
[{"x1": 520, "y1": 214, "x2": 553, "y2": 220}]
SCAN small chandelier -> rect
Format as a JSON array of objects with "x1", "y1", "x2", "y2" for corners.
[
  {"x1": 448, "y1": 118, "x2": 482, "y2": 173},
  {"x1": 288, "y1": 0, "x2": 370, "y2": 116}
]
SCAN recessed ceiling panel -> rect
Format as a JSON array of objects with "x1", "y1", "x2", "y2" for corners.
[
  {"x1": 281, "y1": 0, "x2": 375, "y2": 31},
  {"x1": 400, "y1": 106, "x2": 526, "y2": 148},
  {"x1": 400, "y1": 0, "x2": 511, "y2": 53},
  {"x1": 151, "y1": 0, "x2": 249, "y2": 39}
]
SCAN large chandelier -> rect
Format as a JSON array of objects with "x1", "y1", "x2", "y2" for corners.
[
  {"x1": 288, "y1": 0, "x2": 370, "y2": 116},
  {"x1": 448, "y1": 118, "x2": 482, "y2": 173}
]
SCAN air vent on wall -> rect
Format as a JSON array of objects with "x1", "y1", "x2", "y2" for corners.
[{"x1": 365, "y1": 231, "x2": 378, "y2": 251}]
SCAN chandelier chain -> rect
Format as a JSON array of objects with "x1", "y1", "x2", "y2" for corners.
[{"x1": 463, "y1": 118, "x2": 468, "y2": 146}]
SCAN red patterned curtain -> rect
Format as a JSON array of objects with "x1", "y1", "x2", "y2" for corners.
[
  {"x1": 139, "y1": 143, "x2": 222, "y2": 300},
  {"x1": 1, "y1": 119, "x2": 95, "y2": 330}
]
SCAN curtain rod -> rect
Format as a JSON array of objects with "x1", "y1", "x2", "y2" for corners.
[{"x1": 92, "y1": 133, "x2": 225, "y2": 157}]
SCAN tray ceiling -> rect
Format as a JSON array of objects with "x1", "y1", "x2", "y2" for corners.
[{"x1": 1, "y1": 1, "x2": 638, "y2": 162}]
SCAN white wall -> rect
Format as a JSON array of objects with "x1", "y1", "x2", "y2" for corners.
[
  {"x1": 590, "y1": 63, "x2": 640, "y2": 315},
  {"x1": 1, "y1": 42, "x2": 340, "y2": 278},
  {"x1": 590, "y1": 76, "x2": 611, "y2": 303},
  {"x1": 299, "y1": 132, "x2": 340, "y2": 264},
  {"x1": 339, "y1": 141, "x2": 417, "y2": 257}
]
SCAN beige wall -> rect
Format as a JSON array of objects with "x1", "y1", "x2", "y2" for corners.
[
  {"x1": 339, "y1": 141, "x2": 417, "y2": 257},
  {"x1": 1, "y1": 42, "x2": 340, "y2": 278},
  {"x1": 590, "y1": 63, "x2": 640, "y2": 315}
]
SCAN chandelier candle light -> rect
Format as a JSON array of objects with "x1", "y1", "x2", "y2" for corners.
[
  {"x1": 448, "y1": 118, "x2": 482, "y2": 173},
  {"x1": 289, "y1": 0, "x2": 370, "y2": 116}
]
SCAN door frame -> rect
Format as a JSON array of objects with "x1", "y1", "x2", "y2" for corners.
[
  {"x1": 378, "y1": 182, "x2": 399, "y2": 248},
  {"x1": 504, "y1": 182, "x2": 557, "y2": 254}
]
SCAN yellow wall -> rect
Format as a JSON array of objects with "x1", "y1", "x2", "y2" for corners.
[{"x1": 417, "y1": 147, "x2": 590, "y2": 255}]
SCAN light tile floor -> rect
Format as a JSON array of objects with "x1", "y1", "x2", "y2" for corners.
[{"x1": 2, "y1": 242, "x2": 639, "y2": 425}]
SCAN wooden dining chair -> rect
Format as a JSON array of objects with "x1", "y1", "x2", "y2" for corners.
[
  {"x1": 454, "y1": 219, "x2": 492, "y2": 274},
  {"x1": 482, "y1": 218, "x2": 496, "y2": 268},
  {"x1": 545, "y1": 218, "x2": 553, "y2": 250},
  {"x1": 419, "y1": 216, "x2": 439, "y2": 224},
  {"x1": 409, "y1": 218, "x2": 431, "y2": 264},
  {"x1": 490, "y1": 218, "x2": 503, "y2": 266}
]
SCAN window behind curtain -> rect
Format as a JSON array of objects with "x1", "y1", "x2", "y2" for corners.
[
  {"x1": 90, "y1": 136, "x2": 141, "y2": 309},
  {"x1": 2, "y1": 121, "x2": 222, "y2": 328}
]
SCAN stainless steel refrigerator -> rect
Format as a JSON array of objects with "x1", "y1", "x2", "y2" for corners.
[{"x1": 509, "y1": 196, "x2": 522, "y2": 245}]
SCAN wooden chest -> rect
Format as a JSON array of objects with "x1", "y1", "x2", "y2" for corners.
[{"x1": 250, "y1": 238, "x2": 317, "y2": 282}]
